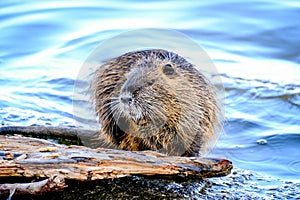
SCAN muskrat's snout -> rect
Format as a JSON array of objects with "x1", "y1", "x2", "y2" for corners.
[
  {"x1": 120, "y1": 95, "x2": 133, "y2": 105},
  {"x1": 119, "y1": 90, "x2": 142, "y2": 122},
  {"x1": 119, "y1": 91, "x2": 135, "y2": 110},
  {"x1": 119, "y1": 80, "x2": 136, "y2": 106}
]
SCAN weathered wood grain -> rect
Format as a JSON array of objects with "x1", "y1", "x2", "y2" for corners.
[
  {"x1": 0, "y1": 175, "x2": 66, "y2": 198},
  {"x1": 0, "y1": 135, "x2": 232, "y2": 181}
]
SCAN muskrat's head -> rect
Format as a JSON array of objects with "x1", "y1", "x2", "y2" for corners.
[
  {"x1": 119, "y1": 62, "x2": 178, "y2": 126},
  {"x1": 112, "y1": 51, "x2": 200, "y2": 146}
]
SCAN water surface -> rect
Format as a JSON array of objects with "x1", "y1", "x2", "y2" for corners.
[{"x1": 0, "y1": 0, "x2": 299, "y2": 182}]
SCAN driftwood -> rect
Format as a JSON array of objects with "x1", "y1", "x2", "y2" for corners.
[
  {"x1": 0, "y1": 126, "x2": 232, "y2": 198},
  {"x1": 0, "y1": 175, "x2": 66, "y2": 199},
  {"x1": 0, "y1": 135, "x2": 232, "y2": 179},
  {"x1": 0, "y1": 126, "x2": 88, "y2": 145}
]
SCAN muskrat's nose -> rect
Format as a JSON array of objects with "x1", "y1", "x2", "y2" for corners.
[{"x1": 121, "y1": 97, "x2": 133, "y2": 104}]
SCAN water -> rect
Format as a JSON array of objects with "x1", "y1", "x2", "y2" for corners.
[{"x1": 1, "y1": 0, "x2": 300, "y2": 184}]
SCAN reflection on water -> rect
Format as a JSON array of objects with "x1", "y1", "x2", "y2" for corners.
[{"x1": 0, "y1": 0, "x2": 299, "y2": 182}]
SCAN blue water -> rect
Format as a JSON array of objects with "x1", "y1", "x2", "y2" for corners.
[{"x1": 1, "y1": 0, "x2": 300, "y2": 182}]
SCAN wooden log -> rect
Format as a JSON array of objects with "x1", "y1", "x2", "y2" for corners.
[
  {"x1": 0, "y1": 135, "x2": 232, "y2": 181},
  {"x1": 0, "y1": 175, "x2": 66, "y2": 199},
  {"x1": 0, "y1": 126, "x2": 83, "y2": 139}
]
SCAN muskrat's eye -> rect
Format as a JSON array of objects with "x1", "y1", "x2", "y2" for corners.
[
  {"x1": 162, "y1": 64, "x2": 175, "y2": 76},
  {"x1": 147, "y1": 79, "x2": 155, "y2": 86}
]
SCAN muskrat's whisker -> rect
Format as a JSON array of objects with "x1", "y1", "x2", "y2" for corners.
[{"x1": 98, "y1": 102, "x2": 117, "y2": 122}]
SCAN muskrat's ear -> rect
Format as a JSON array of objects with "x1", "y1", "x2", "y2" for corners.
[{"x1": 162, "y1": 64, "x2": 175, "y2": 76}]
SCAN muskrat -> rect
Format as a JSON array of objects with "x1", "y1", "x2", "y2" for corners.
[{"x1": 92, "y1": 49, "x2": 221, "y2": 156}]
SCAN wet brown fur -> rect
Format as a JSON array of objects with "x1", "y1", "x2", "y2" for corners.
[{"x1": 92, "y1": 49, "x2": 221, "y2": 156}]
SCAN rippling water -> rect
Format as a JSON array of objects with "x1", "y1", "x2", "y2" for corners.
[{"x1": 1, "y1": 0, "x2": 299, "y2": 182}]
